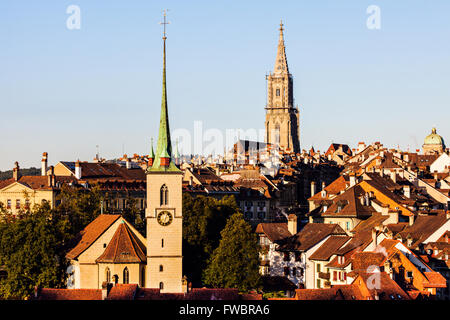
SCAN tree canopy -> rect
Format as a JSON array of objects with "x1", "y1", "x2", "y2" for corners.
[
  {"x1": 182, "y1": 194, "x2": 239, "y2": 286},
  {"x1": 202, "y1": 211, "x2": 261, "y2": 292}
]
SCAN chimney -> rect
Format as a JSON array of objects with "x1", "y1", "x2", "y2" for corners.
[
  {"x1": 288, "y1": 214, "x2": 298, "y2": 235},
  {"x1": 75, "y1": 160, "x2": 82, "y2": 179},
  {"x1": 390, "y1": 211, "x2": 399, "y2": 224},
  {"x1": 404, "y1": 154, "x2": 409, "y2": 162},
  {"x1": 311, "y1": 181, "x2": 316, "y2": 197},
  {"x1": 349, "y1": 173, "x2": 356, "y2": 187},
  {"x1": 322, "y1": 181, "x2": 326, "y2": 191},
  {"x1": 384, "y1": 260, "x2": 393, "y2": 279},
  {"x1": 41, "y1": 152, "x2": 48, "y2": 176},
  {"x1": 125, "y1": 155, "x2": 131, "y2": 169},
  {"x1": 48, "y1": 166, "x2": 55, "y2": 187},
  {"x1": 372, "y1": 228, "x2": 378, "y2": 247},
  {"x1": 13, "y1": 162, "x2": 20, "y2": 181},
  {"x1": 403, "y1": 185, "x2": 411, "y2": 198},
  {"x1": 390, "y1": 170, "x2": 396, "y2": 184},
  {"x1": 409, "y1": 214, "x2": 415, "y2": 226}
]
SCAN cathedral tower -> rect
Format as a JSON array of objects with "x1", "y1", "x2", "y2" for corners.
[
  {"x1": 145, "y1": 13, "x2": 183, "y2": 293},
  {"x1": 265, "y1": 21, "x2": 300, "y2": 154}
]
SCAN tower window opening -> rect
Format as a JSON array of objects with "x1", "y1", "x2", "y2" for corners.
[{"x1": 160, "y1": 184, "x2": 169, "y2": 206}]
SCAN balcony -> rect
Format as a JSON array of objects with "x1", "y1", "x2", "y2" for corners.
[{"x1": 318, "y1": 272, "x2": 330, "y2": 280}]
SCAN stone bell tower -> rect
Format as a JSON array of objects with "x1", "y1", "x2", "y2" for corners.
[
  {"x1": 265, "y1": 21, "x2": 300, "y2": 154},
  {"x1": 145, "y1": 11, "x2": 184, "y2": 293}
]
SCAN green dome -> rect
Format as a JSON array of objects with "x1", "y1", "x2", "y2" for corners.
[{"x1": 424, "y1": 128, "x2": 445, "y2": 146}]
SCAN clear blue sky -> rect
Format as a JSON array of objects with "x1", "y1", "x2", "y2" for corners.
[{"x1": 1, "y1": 1, "x2": 449, "y2": 170}]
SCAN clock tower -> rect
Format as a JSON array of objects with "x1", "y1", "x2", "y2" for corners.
[{"x1": 145, "y1": 12, "x2": 184, "y2": 293}]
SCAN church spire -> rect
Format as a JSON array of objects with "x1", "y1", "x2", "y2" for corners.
[
  {"x1": 274, "y1": 20, "x2": 289, "y2": 74},
  {"x1": 148, "y1": 10, "x2": 180, "y2": 172}
]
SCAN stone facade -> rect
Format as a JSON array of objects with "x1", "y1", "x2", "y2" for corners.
[{"x1": 265, "y1": 22, "x2": 300, "y2": 154}]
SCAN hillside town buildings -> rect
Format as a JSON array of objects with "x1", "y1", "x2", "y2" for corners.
[{"x1": 2, "y1": 21, "x2": 449, "y2": 301}]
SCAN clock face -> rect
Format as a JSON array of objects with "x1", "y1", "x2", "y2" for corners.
[{"x1": 157, "y1": 211, "x2": 173, "y2": 226}]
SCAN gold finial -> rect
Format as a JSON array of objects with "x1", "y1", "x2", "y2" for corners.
[{"x1": 160, "y1": 9, "x2": 170, "y2": 40}]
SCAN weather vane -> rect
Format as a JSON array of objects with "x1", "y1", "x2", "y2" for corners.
[{"x1": 160, "y1": 9, "x2": 170, "y2": 39}]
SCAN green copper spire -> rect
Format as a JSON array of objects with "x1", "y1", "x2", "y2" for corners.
[
  {"x1": 149, "y1": 137, "x2": 155, "y2": 159},
  {"x1": 173, "y1": 138, "x2": 180, "y2": 159},
  {"x1": 147, "y1": 12, "x2": 180, "y2": 173}
]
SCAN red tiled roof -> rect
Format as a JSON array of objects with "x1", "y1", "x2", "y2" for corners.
[
  {"x1": 321, "y1": 185, "x2": 375, "y2": 218},
  {"x1": 396, "y1": 211, "x2": 449, "y2": 248},
  {"x1": 106, "y1": 284, "x2": 138, "y2": 300},
  {"x1": 423, "y1": 272, "x2": 447, "y2": 288},
  {"x1": 309, "y1": 236, "x2": 351, "y2": 261},
  {"x1": 185, "y1": 288, "x2": 240, "y2": 300},
  {"x1": 350, "y1": 252, "x2": 386, "y2": 272},
  {"x1": 66, "y1": 214, "x2": 121, "y2": 260},
  {"x1": 278, "y1": 223, "x2": 347, "y2": 252},
  {"x1": 36, "y1": 288, "x2": 102, "y2": 300},
  {"x1": 0, "y1": 175, "x2": 77, "y2": 191},
  {"x1": 96, "y1": 222, "x2": 146, "y2": 263},
  {"x1": 255, "y1": 223, "x2": 291, "y2": 242},
  {"x1": 356, "y1": 272, "x2": 411, "y2": 300},
  {"x1": 308, "y1": 176, "x2": 348, "y2": 201}
]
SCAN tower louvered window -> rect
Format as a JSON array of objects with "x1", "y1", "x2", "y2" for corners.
[{"x1": 160, "y1": 184, "x2": 169, "y2": 205}]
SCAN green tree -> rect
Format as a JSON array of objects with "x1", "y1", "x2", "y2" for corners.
[
  {"x1": 0, "y1": 202, "x2": 69, "y2": 299},
  {"x1": 55, "y1": 183, "x2": 102, "y2": 236},
  {"x1": 202, "y1": 211, "x2": 261, "y2": 292},
  {"x1": 182, "y1": 194, "x2": 238, "y2": 286}
]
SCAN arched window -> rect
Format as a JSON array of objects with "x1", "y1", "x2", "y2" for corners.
[
  {"x1": 113, "y1": 275, "x2": 118, "y2": 284},
  {"x1": 160, "y1": 185, "x2": 168, "y2": 206},
  {"x1": 105, "y1": 267, "x2": 111, "y2": 283},
  {"x1": 161, "y1": 238, "x2": 164, "y2": 248},
  {"x1": 123, "y1": 267, "x2": 129, "y2": 284},
  {"x1": 276, "y1": 88, "x2": 280, "y2": 97},
  {"x1": 159, "y1": 282, "x2": 164, "y2": 290},
  {"x1": 159, "y1": 265, "x2": 163, "y2": 272}
]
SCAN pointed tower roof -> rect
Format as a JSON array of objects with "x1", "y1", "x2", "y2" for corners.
[
  {"x1": 173, "y1": 138, "x2": 180, "y2": 159},
  {"x1": 95, "y1": 222, "x2": 146, "y2": 264},
  {"x1": 149, "y1": 137, "x2": 155, "y2": 159},
  {"x1": 147, "y1": 17, "x2": 180, "y2": 173},
  {"x1": 273, "y1": 20, "x2": 289, "y2": 75}
]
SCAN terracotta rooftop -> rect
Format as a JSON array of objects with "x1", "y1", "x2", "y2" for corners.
[
  {"x1": 278, "y1": 223, "x2": 347, "y2": 252},
  {"x1": 96, "y1": 222, "x2": 146, "y2": 264},
  {"x1": 35, "y1": 288, "x2": 102, "y2": 300},
  {"x1": 309, "y1": 236, "x2": 351, "y2": 261},
  {"x1": 321, "y1": 185, "x2": 376, "y2": 218},
  {"x1": 255, "y1": 223, "x2": 291, "y2": 242},
  {"x1": 66, "y1": 214, "x2": 122, "y2": 260},
  {"x1": 396, "y1": 211, "x2": 449, "y2": 248}
]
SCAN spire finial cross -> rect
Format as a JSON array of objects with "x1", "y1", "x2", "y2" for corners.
[{"x1": 160, "y1": 9, "x2": 170, "y2": 39}]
